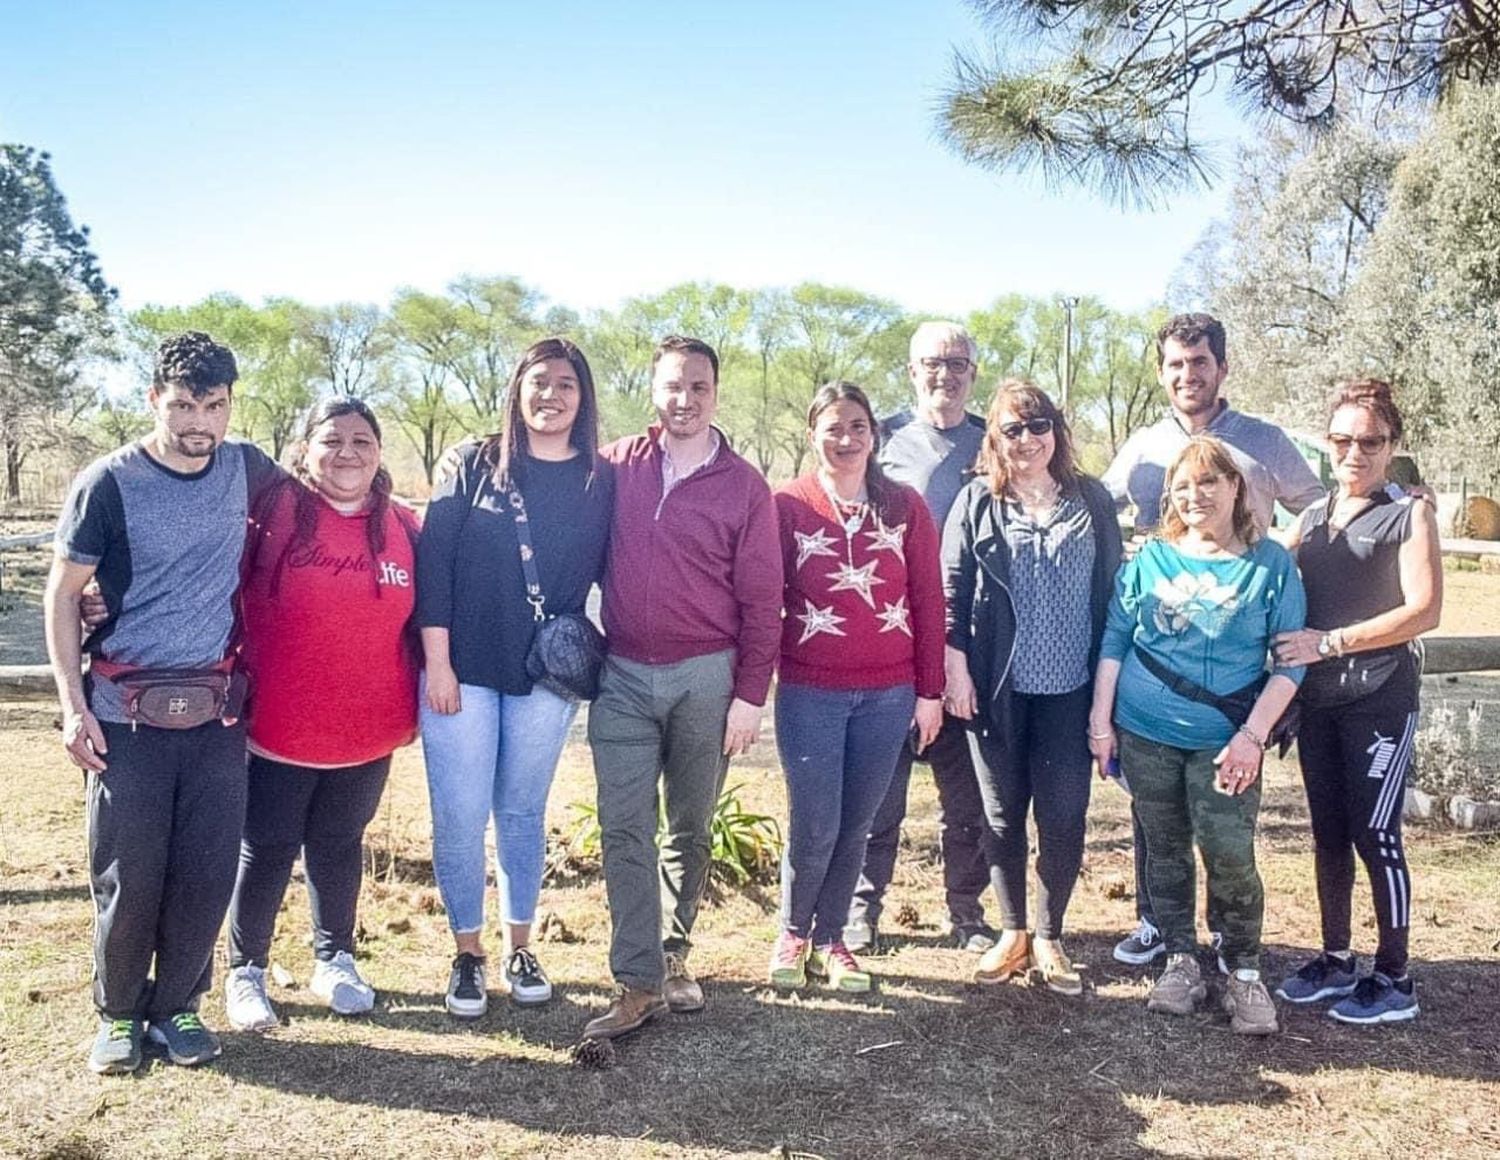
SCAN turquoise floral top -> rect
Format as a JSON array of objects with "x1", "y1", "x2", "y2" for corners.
[{"x1": 1100, "y1": 536, "x2": 1306, "y2": 749}]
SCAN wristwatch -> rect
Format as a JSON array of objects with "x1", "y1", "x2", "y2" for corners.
[{"x1": 1317, "y1": 632, "x2": 1336, "y2": 658}]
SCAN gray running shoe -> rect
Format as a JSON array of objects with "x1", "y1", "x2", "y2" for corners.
[
  {"x1": 89, "y1": 1017, "x2": 144, "y2": 1076},
  {"x1": 147, "y1": 1011, "x2": 222, "y2": 1066}
]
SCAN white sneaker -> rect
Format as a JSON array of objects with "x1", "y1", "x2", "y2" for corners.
[
  {"x1": 310, "y1": 951, "x2": 376, "y2": 1015},
  {"x1": 502, "y1": 947, "x2": 553, "y2": 1006},
  {"x1": 225, "y1": 964, "x2": 279, "y2": 1032}
]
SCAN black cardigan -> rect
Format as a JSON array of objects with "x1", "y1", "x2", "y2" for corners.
[{"x1": 942, "y1": 473, "x2": 1123, "y2": 735}]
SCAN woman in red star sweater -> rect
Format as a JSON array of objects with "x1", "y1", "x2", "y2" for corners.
[{"x1": 769, "y1": 381, "x2": 945, "y2": 993}]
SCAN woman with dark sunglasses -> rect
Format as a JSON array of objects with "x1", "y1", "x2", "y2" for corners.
[
  {"x1": 1270, "y1": 380, "x2": 1441, "y2": 1025},
  {"x1": 943, "y1": 380, "x2": 1122, "y2": 993}
]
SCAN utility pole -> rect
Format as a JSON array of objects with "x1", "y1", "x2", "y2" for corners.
[{"x1": 1059, "y1": 295, "x2": 1080, "y2": 413}]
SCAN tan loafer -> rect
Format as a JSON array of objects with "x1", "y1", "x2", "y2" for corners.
[
  {"x1": 974, "y1": 930, "x2": 1032, "y2": 985},
  {"x1": 1032, "y1": 938, "x2": 1084, "y2": 996}
]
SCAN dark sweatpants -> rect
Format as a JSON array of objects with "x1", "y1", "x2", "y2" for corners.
[
  {"x1": 849, "y1": 713, "x2": 991, "y2": 932},
  {"x1": 87, "y1": 719, "x2": 248, "y2": 1021},
  {"x1": 227, "y1": 753, "x2": 391, "y2": 967},
  {"x1": 1296, "y1": 675, "x2": 1419, "y2": 978}
]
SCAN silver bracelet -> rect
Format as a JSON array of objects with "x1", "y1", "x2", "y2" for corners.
[{"x1": 1237, "y1": 723, "x2": 1268, "y2": 750}]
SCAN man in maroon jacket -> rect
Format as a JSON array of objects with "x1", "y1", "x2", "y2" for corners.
[{"x1": 582, "y1": 336, "x2": 783, "y2": 1041}]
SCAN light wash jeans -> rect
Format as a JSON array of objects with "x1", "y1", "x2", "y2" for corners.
[{"x1": 421, "y1": 678, "x2": 577, "y2": 932}]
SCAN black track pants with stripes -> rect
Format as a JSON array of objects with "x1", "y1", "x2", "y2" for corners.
[{"x1": 1296, "y1": 674, "x2": 1419, "y2": 978}]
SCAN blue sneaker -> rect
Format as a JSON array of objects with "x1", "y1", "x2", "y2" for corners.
[
  {"x1": 1276, "y1": 953, "x2": 1359, "y2": 1004},
  {"x1": 1329, "y1": 973, "x2": 1419, "y2": 1025},
  {"x1": 88, "y1": 1017, "x2": 144, "y2": 1075},
  {"x1": 147, "y1": 1011, "x2": 222, "y2": 1065}
]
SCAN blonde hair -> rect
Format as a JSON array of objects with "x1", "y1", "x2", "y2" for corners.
[{"x1": 1159, "y1": 436, "x2": 1257, "y2": 546}]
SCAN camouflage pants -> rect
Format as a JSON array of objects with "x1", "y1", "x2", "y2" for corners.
[{"x1": 1119, "y1": 729, "x2": 1264, "y2": 971}]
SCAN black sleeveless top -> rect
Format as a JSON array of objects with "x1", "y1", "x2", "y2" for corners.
[{"x1": 1296, "y1": 489, "x2": 1418, "y2": 707}]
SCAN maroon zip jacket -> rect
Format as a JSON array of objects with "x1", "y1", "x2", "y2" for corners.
[{"x1": 600, "y1": 426, "x2": 783, "y2": 706}]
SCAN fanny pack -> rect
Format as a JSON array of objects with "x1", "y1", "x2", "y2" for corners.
[
  {"x1": 1132, "y1": 646, "x2": 1299, "y2": 757},
  {"x1": 89, "y1": 657, "x2": 248, "y2": 731},
  {"x1": 1298, "y1": 645, "x2": 1410, "y2": 709}
]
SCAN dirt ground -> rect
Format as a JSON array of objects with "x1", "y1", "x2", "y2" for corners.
[{"x1": 1, "y1": 518, "x2": 1497, "y2": 1158}]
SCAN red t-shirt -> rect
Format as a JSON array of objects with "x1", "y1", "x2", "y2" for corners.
[
  {"x1": 239, "y1": 486, "x2": 419, "y2": 766},
  {"x1": 773, "y1": 474, "x2": 945, "y2": 698}
]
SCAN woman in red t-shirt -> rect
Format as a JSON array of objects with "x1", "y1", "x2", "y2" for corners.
[
  {"x1": 769, "y1": 382, "x2": 945, "y2": 994},
  {"x1": 223, "y1": 397, "x2": 420, "y2": 1033}
]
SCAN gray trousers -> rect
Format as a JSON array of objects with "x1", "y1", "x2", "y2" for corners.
[{"x1": 587, "y1": 651, "x2": 733, "y2": 991}]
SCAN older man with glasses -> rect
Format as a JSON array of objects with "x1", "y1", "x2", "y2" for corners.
[{"x1": 843, "y1": 321, "x2": 998, "y2": 954}]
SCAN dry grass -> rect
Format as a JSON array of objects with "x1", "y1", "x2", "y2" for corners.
[{"x1": 2, "y1": 697, "x2": 1498, "y2": 1160}]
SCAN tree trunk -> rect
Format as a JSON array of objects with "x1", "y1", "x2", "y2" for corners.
[{"x1": 4, "y1": 437, "x2": 23, "y2": 502}]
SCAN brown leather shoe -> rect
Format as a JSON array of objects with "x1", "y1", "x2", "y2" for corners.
[
  {"x1": 581, "y1": 987, "x2": 667, "y2": 1040},
  {"x1": 974, "y1": 930, "x2": 1032, "y2": 985},
  {"x1": 1032, "y1": 937, "x2": 1084, "y2": 996},
  {"x1": 662, "y1": 952, "x2": 704, "y2": 1013}
]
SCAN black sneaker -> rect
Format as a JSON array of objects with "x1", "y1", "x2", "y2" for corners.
[
  {"x1": 146, "y1": 1011, "x2": 221, "y2": 1066},
  {"x1": 950, "y1": 922, "x2": 998, "y2": 953},
  {"x1": 89, "y1": 1017, "x2": 144, "y2": 1075},
  {"x1": 1113, "y1": 918, "x2": 1166, "y2": 965},
  {"x1": 1276, "y1": 953, "x2": 1359, "y2": 1004},
  {"x1": 445, "y1": 952, "x2": 488, "y2": 1019},
  {"x1": 1329, "y1": 972, "x2": 1419, "y2": 1025},
  {"x1": 503, "y1": 947, "x2": 553, "y2": 1006}
]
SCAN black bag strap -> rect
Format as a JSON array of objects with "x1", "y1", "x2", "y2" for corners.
[
  {"x1": 1133, "y1": 644, "x2": 1262, "y2": 727},
  {"x1": 505, "y1": 482, "x2": 547, "y2": 624}
]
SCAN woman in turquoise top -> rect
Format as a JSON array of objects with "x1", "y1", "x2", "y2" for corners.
[{"x1": 1088, "y1": 435, "x2": 1305, "y2": 1036}]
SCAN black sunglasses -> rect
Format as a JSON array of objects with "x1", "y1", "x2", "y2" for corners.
[
  {"x1": 1328, "y1": 433, "x2": 1391, "y2": 455},
  {"x1": 999, "y1": 417, "x2": 1054, "y2": 440}
]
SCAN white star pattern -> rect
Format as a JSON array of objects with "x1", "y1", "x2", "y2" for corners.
[
  {"x1": 875, "y1": 597, "x2": 912, "y2": 636},
  {"x1": 796, "y1": 600, "x2": 847, "y2": 644},
  {"x1": 794, "y1": 527, "x2": 840, "y2": 570},
  {"x1": 827, "y1": 559, "x2": 885, "y2": 608},
  {"x1": 864, "y1": 521, "x2": 906, "y2": 559}
]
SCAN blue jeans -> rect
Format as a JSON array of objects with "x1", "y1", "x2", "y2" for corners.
[
  {"x1": 776, "y1": 682, "x2": 916, "y2": 945},
  {"x1": 421, "y1": 679, "x2": 577, "y2": 932}
]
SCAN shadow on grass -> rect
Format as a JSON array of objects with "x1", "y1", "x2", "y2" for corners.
[
  {"x1": 209, "y1": 952, "x2": 1500, "y2": 1159},
  {"x1": 0, "y1": 883, "x2": 90, "y2": 905}
]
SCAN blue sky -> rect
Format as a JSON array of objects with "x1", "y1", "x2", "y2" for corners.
[{"x1": 3, "y1": 1, "x2": 1238, "y2": 318}]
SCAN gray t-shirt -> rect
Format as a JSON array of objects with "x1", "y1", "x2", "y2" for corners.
[
  {"x1": 879, "y1": 410, "x2": 986, "y2": 542},
  {"x1": 56, "y1": 438, "x2": 279, "y2": 722},
  {"x1": 1102, "y1": 402, "x2": 1323, "y2": 533}
]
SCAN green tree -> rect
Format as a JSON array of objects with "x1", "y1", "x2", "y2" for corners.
[
  {"x1": 303, "y1": 302, "x2": 390, "y2": 397},
  {"x1": 131, "y1": 295, "x2": 321, "y2": 460},
  {"x1": 1344, "y1": 84, "x2": 1500, "y2": 490},
  {"x1": 387, "y1": 277, "x2": 544, "y2": 433},
  {"x1": 0, "y1": 145, "x2": 116, "y2": 500},
  {"x1": 1185, "y1": 125, "x2": 1406, "y2": 424},
  {"x1": 941, "y1": 0, "x2": 1495, "y2": 208}
]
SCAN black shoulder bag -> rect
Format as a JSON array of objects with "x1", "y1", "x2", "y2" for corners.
[
  {"x1": 1132, "y1": 646, "x2": 1299, "y2": 757},
  {"x1": 506, "y1": 482, "x2": 606, "y2": 703}
]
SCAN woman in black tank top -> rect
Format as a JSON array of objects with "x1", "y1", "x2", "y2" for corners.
[{"x1": 1270, "y1": 380, "x2": 1442, "y2": 1026}]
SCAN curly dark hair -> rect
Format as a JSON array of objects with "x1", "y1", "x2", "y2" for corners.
[
  {"x1": 152, "y1": 331, "x2": 239, "y2": 397},
  {"x1": 1155, "y1": 312, "x2": 1226, "y2": 367}
]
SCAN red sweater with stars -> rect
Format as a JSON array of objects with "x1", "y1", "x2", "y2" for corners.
[{"x1": 773, "y1": 474, "x2": 945, "y2": 698}]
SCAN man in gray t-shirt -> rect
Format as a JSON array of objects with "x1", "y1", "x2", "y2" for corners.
[
  {"x1": 1100, "y1": 312, "x2": 1321, "y2": 969},
  {"x1": 45, "y1": 332, "x2": 277, "y2": 1075},
  {"x1": 845, "y1": 321, "x2": 996, "y2": 953}
]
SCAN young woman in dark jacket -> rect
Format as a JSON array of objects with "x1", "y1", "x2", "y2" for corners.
[{"x1": 943, "y1": 381, "x2": 1122, "y2": 994}]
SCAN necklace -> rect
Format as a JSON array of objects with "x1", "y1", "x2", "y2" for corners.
[{"x1": 819, "y1": 474, "x2": 869, "y2": 537}]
